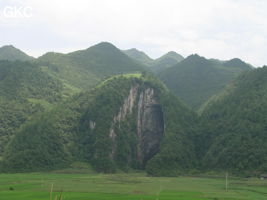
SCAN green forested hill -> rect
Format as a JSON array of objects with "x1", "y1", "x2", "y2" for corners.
[
  {"x1": 0, "y1": 43, "x2": 266, "y2": 177},
  {"x1": 0, "y1": 60, "x2": 63, "y2": 155},
  {"x1": 123, "y1": 48, "x2": 154, "y2": 66},
  {"x1": 0, "y1": 61, "x2": 62, "y2": 101},
  {"x1": 0, "y1": 45, "x2": 34, "y2": 61},
  {"x1": 151, "y1": 51, "x2": 184, "y2": 72},
  {"x1": 158, "y1": 54, "x2": 252, "y2": 110},
  {"x1": 38, "y1": 42, "x2": 147, "y2": 91},
  {"x1": 199, "y1": 66, "x2": 267, "y2": 173},
  {"x1": 0, "y1": 42, "x2": 147, "y2": 162},
  {"x1": 1, "y1": 73, "x2": 199, "y2": 175}
]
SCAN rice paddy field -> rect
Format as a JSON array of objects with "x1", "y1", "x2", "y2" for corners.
[{"x1": 0, "y1": 172, "x2": 266, "y2": 200}]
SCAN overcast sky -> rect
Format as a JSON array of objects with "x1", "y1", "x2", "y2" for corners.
[{"x1": 0, "y1": 0, "x2": 267, "y2": 66}]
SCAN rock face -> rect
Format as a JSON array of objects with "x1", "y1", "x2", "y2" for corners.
[
  {"x1": 113, "y1": 85, "x2": 139, "y2": 123},
  {"x1": 136, "y1": 88, "x2": 164, "y2": 167},
  {"x1": 109, "y1": 85, "x2": 139, "y2": 158},
  {"x1": 109, "y1": 83, "x2": 164, "y2": 167}
]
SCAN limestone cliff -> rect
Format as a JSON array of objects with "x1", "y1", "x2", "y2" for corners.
[
  {"x1": 108, "y1": 83, "x2": 164, "y2": 167},
  {"x1": 136, "y1": 87, "x2": 164, "y2": 167}
]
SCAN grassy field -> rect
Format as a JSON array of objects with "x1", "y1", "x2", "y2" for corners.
[{"x1": 0, "y1": 172, "x2": 266, "y2": 200}]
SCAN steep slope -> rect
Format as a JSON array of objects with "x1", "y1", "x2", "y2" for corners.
[
  {"x1": 159, "y1": 54, "x2": 252, "y2": 110},
  {"x1": 0, "y1": 61, "x2": 62, "y2": 101},
  {"x1": 1, "y1": 73, "x2": 199, "y2": 175},
  {"x1": 0, "y1": 45, "x2": 34, "y2": 61},
  {"x1": 151, "y1": 51, "x2": 184, "y2": 72},
  {"x1": 0, "y1": 60, "x2": 63, "y2": 155},
  {"x1": 123, "y1": 48, "x2": 154, "y2": 66},
  {"x1": 200, "y1": 66, "x2": 267, "y2": 174},
  {"x1": 38, "y1": 42, "x2": 147, "y2": 91}
]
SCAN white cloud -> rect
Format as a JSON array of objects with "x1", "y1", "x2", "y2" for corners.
[{"x1": 0, "y1": 0, "x2": 267, "y2": 66}]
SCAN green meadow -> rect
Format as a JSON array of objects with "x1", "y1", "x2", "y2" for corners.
[{"x1": 0, "y1": 173, "x2": 266, "y2": 200}]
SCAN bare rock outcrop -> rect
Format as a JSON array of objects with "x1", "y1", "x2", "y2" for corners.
[{"x1": 108, "y1": 83, "x2": 164, "y2": 167}]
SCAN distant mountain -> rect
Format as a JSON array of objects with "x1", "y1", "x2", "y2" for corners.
[
  {"x1": 0, "y1": 60, "x2": 63, "y2": 155},
  {"x1": 159, "y1": 51, "x2": 184, "y2": 62},
  {"x1": 123, "y1": 49, "x2": 184, "y2": 72},
  {"x1": 159, "y1": 54, "x2": 252, "y2": 110},
  {"x1": 222, "y1": 58, "x2": 253, "y2": 70},
  {"x1": 0, "y1": 45, "x2": 34, "y2": 61},
  {"x1": 151, "y1": 51, "x2": 184, "y2": 72},
  {"x1": 123, "y1": 48, "x2": 154, "y2": 66},
  {"x1": 38, "y1": 42, "x2": 147, "y2": 92},
  {"x1": 1, "y1": 73, "x2": 198, "y2": 175},
  {"x1": 199, "y1": 66, "x2": 267, "y2": 173}
]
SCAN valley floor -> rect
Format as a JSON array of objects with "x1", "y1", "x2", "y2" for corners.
[{"x1": 0, "y1": 172, "x2": 266, "y2": 200}]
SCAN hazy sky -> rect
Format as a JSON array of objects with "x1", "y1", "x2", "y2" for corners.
[{"x1": 0, "y1": 0, "x2": 267, "y2": 66}]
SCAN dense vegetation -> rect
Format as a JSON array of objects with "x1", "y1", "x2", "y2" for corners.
[
  {"x1": 0, "y1": 60, "x2": 63, "y2": 155},
  {"x1": 199, "y1": 66, "x2": 267, "y2": 174},
  {"x1": 158, "y1": 54, "x2": 252, "y2": 110},
  {"x1": 0, "y1": 61, "x2": 62, "y2": 101}
]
